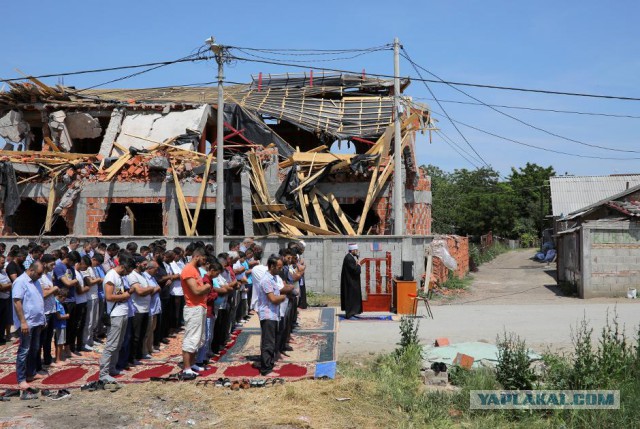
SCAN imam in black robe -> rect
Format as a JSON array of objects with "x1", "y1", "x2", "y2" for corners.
[{"x1": 340, "y1": 252, "x2": 363, "y2": 319}]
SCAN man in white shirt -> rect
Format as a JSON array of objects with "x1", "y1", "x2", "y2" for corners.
[
  {"x1": 127, "y1": 256, "x2": 157, "y2": 364},
  {"x1": 143, "y1": 261, "x2": 162, "y2": 356},
  {"x1": 98, "y1": 254, "x2": 134, "y2": 387},
  {"x1": 249, "y1": 247, "x2": 267, "y2": 312},
  {"x1": 81, "y1": 255, "x2": 102, "y2": 351}
]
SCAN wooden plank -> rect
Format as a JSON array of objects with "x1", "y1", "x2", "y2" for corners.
[
  {"x1": 103, "y1": 154, "x2": 132, "y2": 181},
  {"x1": 253, "y1": 217, "x2": 277, "y2": 224},
  {"x1": 279, "y1": 216, "x2": 339, "y2": 236},
  {"x1": 357, "y1": 152, "x2": 382, "y2": 234},
  {"x1": 298, "y1": 189, "x2": 312, "y2": 233},
  {"x1": 0, "y1": 150, "x2": 89, "y2": 160},
  {"x1": 170, "y1": 161, "x2": 193, "y2": 236},
  {"x1": 44, "y1": 179, "x2": 56, "y2": 233},
  {"x1": 43, "y1": 137, "x2": 60, "y2": 152},
  {"x1": 253, "y1": 203, "x2": 287, "y2": 212},
  {"x1": 291, "y1": 166, "x2": 326, "y2": 193},
  {"x1": 309, "y1": 191, "x2": 328, "y2": 230},
  {"x1": 188, "y1": 154, "x2": 212, "y2": 235},
  {"x1": 325, "y1": 192, "x2": 356, "y2": 235}
]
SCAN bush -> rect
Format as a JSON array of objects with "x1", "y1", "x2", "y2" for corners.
[
  {"x1": 396, "y1": 316, "x2": 420, "y2": 354},
  {"x1": 470, "y1": 242, "x2": 510, "y2": 267},
  {"x1": 440, "y1": 271, "x2": 473, "y2": 290},
  {"x1": 496, "y1": 332, "x2": 536, "y2": 390}
]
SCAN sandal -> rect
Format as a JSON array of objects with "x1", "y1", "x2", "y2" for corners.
[
  {"x1": 230, "y1": 380, "x2": 240, "y2": 391},
  {"x1": 240, "y1": 379, "x2": 250, "y2": 389},
  {"x1": 214, "y1": 378, "x2": 224, "y2": 388},
  {"x1": 222, "y1": 378, "x2": 231, "y2": 388}
]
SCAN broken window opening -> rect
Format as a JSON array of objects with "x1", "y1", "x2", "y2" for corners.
[
  {"x1": 10, "y1": 198, "x2": 69, "y2": 236},
  {"x1": 339, "y1": 200, "x2": 381, "y2": 234},
  {"x1": 178, "y1": 209, "x2": 216, "y2": 236},
  {"x1": 100, "y1": 203, "x2": 163, "y2": 236},
  {"x1": 71, "y1": 116, "x2": 109, "y2": 154},
  {"x1": 177, "y1": 209, "x2": 245, "y2": 236}
]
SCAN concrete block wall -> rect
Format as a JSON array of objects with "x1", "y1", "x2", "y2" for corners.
[
  {"x1": 0, "y1": 235, "x2": 433, "y2": 297},
  {"x1": 582, "y1": 221, "x2": 640, "y2": 298}
]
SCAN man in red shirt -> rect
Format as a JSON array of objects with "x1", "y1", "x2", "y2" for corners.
[{"x1": 179, "y1": 248, "x2": 211, "y2": 380}]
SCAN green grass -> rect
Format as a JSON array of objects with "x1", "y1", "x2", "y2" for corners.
[
  {"x1": 470, "y1": 242, "x2": 510, "y2": 267},
  {"x1": 339, "y1": 312, "x2": 640, "y2": 428}
]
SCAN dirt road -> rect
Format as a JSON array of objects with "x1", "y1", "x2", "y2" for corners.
[{"x1": 338, "y1": 249, "x2": 640, "y2": 356}]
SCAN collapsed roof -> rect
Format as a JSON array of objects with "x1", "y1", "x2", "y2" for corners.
[{"x1": 0, "y1": 71, "x2": 433, "y2": 237}]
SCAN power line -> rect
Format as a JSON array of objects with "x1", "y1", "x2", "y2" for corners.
[
  {"x1": 0, "y1": 56, "x2": 212, "y2": 84},
  {"x1": 436, "y1": 131, "x2": 481, "y2": 169},
  {"x1": 228, "y1": 44, "x2": 393, "y2": 57},
  {"x1": 228, "y1": 53, "x2": 640, "y2": 102},
  {"x1": 401, "y1": 49, "x2": 490, "y2": 168},
  {"x1": 430, "y1": 110, "x2": 640, "y2": 160},
  {"x1": 75, "y1": 51, "x2": 208, "y2": 92},
  {"x1": 413, "y1": 97, "x2": 640, "y2": 120},
  {"x1": 232, "y1": 46, "x2": 390, "y2": 64},
  {"x1": 434, "y1": 130, "x2": 483, "y2": 168},
  {"x1": 401, "y1": 49, "x2": 640, "y2": 154}
]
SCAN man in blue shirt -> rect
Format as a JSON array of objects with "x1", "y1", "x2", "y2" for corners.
[
  {"x1": 52, "y1": 253, "x2": 80, "y2": 353},
  {"x1": 13, "y1": 261, "x2": 45, "y2": 393}
]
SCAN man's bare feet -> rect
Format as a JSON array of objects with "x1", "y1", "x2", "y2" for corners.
[{"x1": 18, "y1": 381, "x2": 30, "y2": 390}]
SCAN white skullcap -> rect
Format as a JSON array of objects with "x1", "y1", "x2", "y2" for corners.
[
  {"x1": 298, "y1": 240, "x2": 306, "y2": 248},
  {"x1": 348, "y1": 243, "x2": 358, "y2": 251}
]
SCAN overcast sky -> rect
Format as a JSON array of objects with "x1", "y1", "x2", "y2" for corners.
[{"x1": 2, "y1": 0, "x2": 639, "y2": 178}]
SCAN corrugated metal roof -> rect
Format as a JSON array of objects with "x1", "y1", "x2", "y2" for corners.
[{"x1": 550, "y1": 175, "x2": 640, "y2": 217}]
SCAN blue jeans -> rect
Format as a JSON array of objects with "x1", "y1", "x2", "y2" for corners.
[
  {"x1": 16, "y1": 325, "x2": 43, "y2": 383},
  {"x1": 196, "y1": 316, "x2": 215, "y2": 364}
]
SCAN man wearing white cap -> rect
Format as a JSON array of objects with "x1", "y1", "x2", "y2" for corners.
[{"x1": 340, "y1": 243, "x2": 362, "y2": 319}]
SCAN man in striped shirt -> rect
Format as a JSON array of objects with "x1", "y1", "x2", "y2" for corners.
[{"x1": 256, "y1": 256, "x2": 293, "y2": 375}]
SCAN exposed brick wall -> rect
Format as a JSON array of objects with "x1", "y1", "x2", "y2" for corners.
[
  {"x1": 86, "y1": 197, "x2": 167, "y2": 236},
  {"x1": 432, "y1": 235, "x2": 469, "y2": 282},
  {"x1": 405, "y1": 203, "x2": 431, "y2": 235}
]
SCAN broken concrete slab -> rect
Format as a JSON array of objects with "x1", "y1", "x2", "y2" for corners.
[
  {"x1": 49, "y1": 111, "x2": 72, "y2": 151},
  {"x1": 0, "y1": 110, "x2": 29, "y2": 143},
  {"x1": 65, "y1": 112, "x2": 102, "y2": 139},
  {"x1": 115, "y1": 105, "x2": 211, "y2": 151},
  {"x1": 99, "y1": 109, "x2": 123, "y2": 158}
]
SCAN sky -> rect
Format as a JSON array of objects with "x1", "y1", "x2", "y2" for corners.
[{"x1": 2, "y1": 0, "x2": 640, "y2": 178}]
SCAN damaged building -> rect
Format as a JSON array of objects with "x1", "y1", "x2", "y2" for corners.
[
  {"x1": 0, "y1": 71, "x2": 444, "y2": 296},
  {"x1": 0, "y1": 72, "x2": 433, "y2": 238}
]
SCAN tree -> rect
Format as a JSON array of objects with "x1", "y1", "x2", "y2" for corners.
[
  {"x1": 423, "y1": 162, "x2": 555, "y2": 240},
  {"x1": 507, "y1": 163, "x2": 555, "y2": 237}
]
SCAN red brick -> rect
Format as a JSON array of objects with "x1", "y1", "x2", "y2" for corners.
[{"x1": 435, "y1": 338, "x2": 450, "y2": 347}]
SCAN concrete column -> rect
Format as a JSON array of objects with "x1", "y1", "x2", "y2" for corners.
[
  {"x1": 72, "y1": 197, "x2": 88, "y2": 236},
  {"x1": 580, "y1": 226, "x2": 591, "y2": 298},
  {"x1": 240, "y1": 170, "x2": 253, "y2": 236},
  {"x1": 323, "y1": 238, "x2": 333, "y2": 294}
]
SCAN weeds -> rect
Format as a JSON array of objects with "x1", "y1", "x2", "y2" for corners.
[
  {"x1": 470, "y1": 242, "x2": 510, "y2": 267},
  {"x1": 496, "y1": 332, "x2": 536, "y2": 390},
  {"x1": 440, "y1": 271, "x2": 473, "y2": 290}
]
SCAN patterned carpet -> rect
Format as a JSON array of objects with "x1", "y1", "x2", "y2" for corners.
[{"x1": 0, "y1": 307, "x2": 337, "y2": 389}]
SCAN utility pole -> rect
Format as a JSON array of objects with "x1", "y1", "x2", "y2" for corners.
[
  {"x1": 393, "y1": 37, "x2": 404, "y2": 235},
  {"x1": 207, "y1": 37, "x2": 226, "y2": 254}
]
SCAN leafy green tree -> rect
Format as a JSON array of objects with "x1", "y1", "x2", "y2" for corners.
[{"x1": 423, "y1": 162, "x2": 555, "y2": 240}]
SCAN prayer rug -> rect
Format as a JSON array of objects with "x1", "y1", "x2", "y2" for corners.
[
  {"x1": 338, "y1": 314, "x2": 398, "y2": 321},
  {"x1": 0, "y1": 308, "x2": 338, "y2": 389}
]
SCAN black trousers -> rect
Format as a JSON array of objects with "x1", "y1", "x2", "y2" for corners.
[
  {"x1": 74, "y1": 302, "x2": 87, "y2": 351},
  {"x1": 130, "y1": 312, "x2": 149, "y2": 361},
  {"x1": 37, "y1": 314, "x2": 54, "y2": 369},
  {"x1": 212, "y1": 309, "x2": 228, "y2": 353},
  {"x1": 156, "y1": 298, "x2": 170, "y2": 346},
  {"x1": 298, "y1": 284, "x2": 308, "y2": 309},
  {"x1": 260, "y1": 319, "x2": 278, "y2": 373},
  {"x1": 64, "y1": 301, "x2": 77, "y2": 350},
  {"x1": 170, "y1": 296, "x2": 185, "y2": 329}
]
